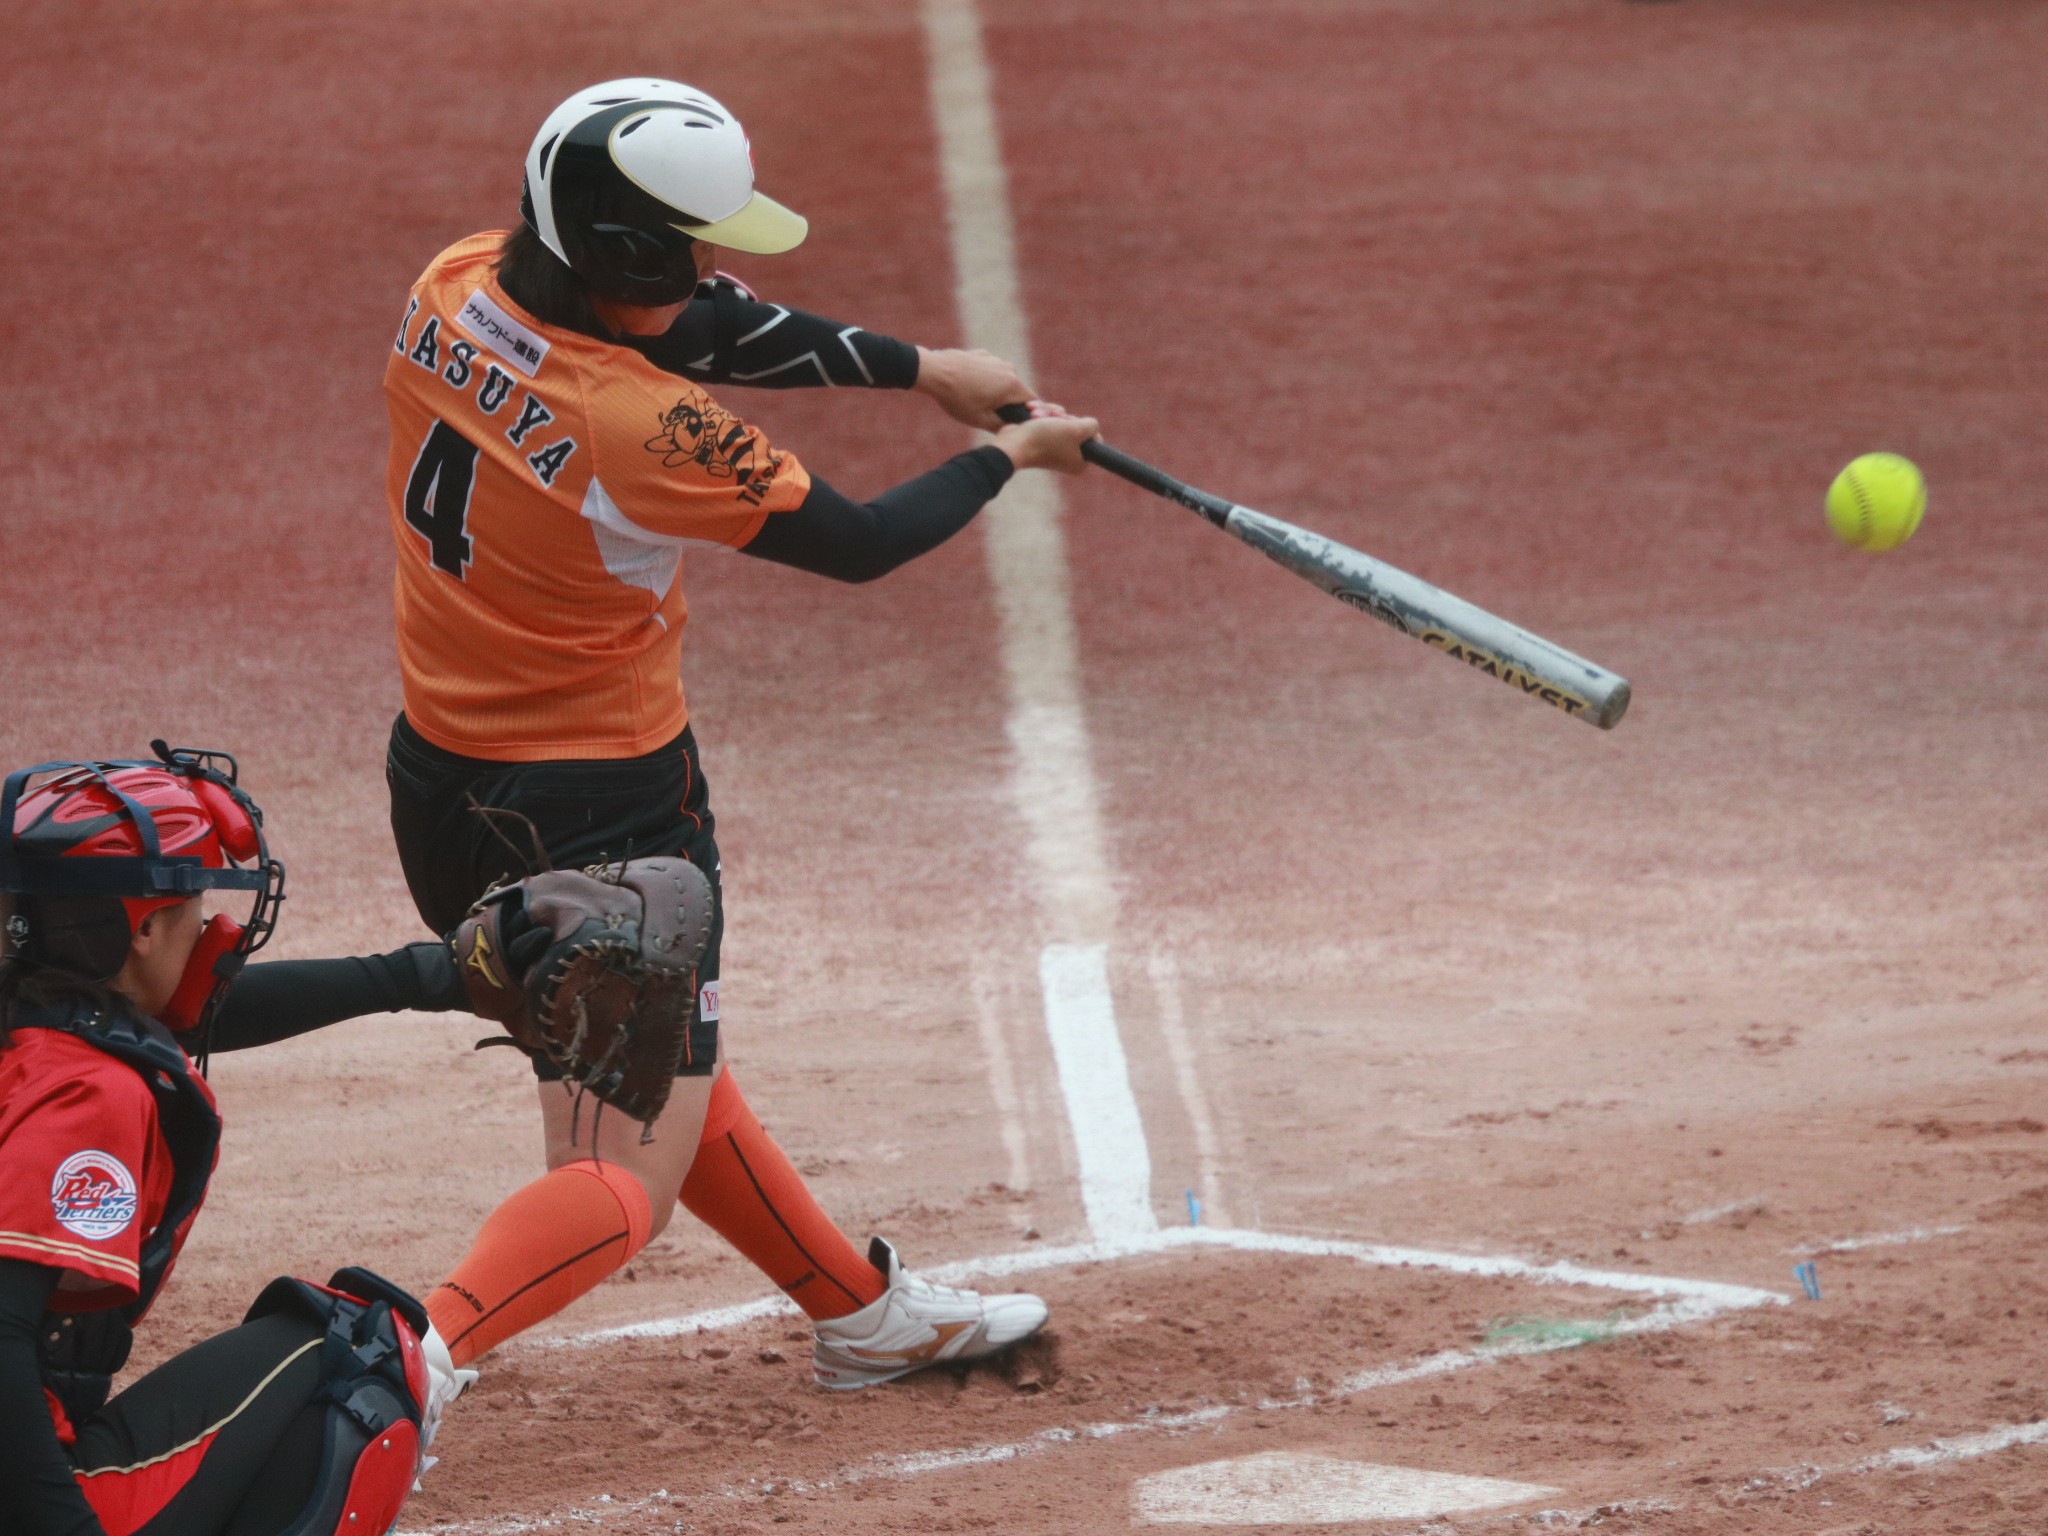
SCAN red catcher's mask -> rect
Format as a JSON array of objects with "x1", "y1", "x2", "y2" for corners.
[{"x1": 1, "y1": 742, "x2": 285, "y2": 1041}]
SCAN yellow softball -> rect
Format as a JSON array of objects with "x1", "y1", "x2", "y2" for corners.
[{"x1": 1826, "y1": 453, "x2": 1926, "y2": 552}]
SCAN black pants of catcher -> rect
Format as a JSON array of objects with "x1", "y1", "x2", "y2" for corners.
[
  {"x1": 383, "y1": 713, "x2": 723, "y2": 1074},
  {"x1": 68, "y1": 1311, "x2": 335, "y2": 1536}
]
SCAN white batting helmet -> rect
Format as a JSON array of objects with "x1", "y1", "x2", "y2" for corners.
[{"x1": 520, "y1": 79, "x2": 808, "y2": 304}]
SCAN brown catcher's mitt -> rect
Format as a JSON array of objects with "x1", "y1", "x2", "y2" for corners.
[{"x1": 449, "y1": 856, "x2": 715, "y2": 1131}]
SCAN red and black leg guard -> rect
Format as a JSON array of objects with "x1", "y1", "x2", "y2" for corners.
[{"x1": 243, "y1": 1268, "x2": 432, "y2": 1536}]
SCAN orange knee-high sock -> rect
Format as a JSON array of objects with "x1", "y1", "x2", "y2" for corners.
[
  {"x1": 426, "y1": 1159, "x2": 652, "y2": 1367},
  {"x1": 680, "y1": 1071, "x2": 885, "y2": 1321}
]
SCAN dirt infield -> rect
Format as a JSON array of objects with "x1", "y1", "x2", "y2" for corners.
[{"x1": 4, "y1": 0, "x2": 2047, "y2": 1531}]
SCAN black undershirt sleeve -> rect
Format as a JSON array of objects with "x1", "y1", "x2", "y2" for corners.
[
  {"x1": 740, "y1": 447, "x2": 1015, "y2": 583},
  {"x1": 630, "y1": 277, "x2": 921, "y2": 391},
  {"x1": 0, "y1": 1259, "x2": 102, "y2": 1536},
  {"x1": 208, "y1": 944, "x2": 466, "y2": 1054}
]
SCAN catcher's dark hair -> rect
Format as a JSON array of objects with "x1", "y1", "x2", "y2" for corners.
[
  {"x1": 496, "y1": 225, "x2": 612, "y2": 342},
  {"x1": 0, "y1": 956, "x2": 132, "y2": 1044}
]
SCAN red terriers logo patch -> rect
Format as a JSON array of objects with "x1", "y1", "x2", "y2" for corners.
[{"x1": 51, "y1": 1150, "x2": 138, "y2": 1241}]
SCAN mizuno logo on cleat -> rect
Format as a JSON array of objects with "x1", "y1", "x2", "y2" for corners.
[{"x1": 844, "y1": 1320, "x2": 975, "y2": 1365}]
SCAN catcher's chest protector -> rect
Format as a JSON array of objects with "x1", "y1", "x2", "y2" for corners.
[
  {"x1": 245, "y1": 1270, "x2": 433, "y2": 1536},
  {"x1": 14, "y1": 1001, "x2": 221, "y2": 1423}
]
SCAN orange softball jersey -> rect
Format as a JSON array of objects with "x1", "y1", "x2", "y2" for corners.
[{"x1": 384, "y1": 233, "x2": 812, "y2": 760}]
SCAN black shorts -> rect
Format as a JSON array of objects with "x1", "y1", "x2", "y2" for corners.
[{"x1": 384, "y1": 714, "x2": 722, "y2": 1076}]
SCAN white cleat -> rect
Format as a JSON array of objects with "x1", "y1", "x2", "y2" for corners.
[
  {"x1": 812, "y1": 1237, "x2": 1049, "y2": 1390},
  {"x1": 413, "y1": 1323, "x2": 478, "y2": 1488}
]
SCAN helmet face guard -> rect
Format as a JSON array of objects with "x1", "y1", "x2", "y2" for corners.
[{"x1": 1, "y1": 740, "x2": 285, "y2": 1037}]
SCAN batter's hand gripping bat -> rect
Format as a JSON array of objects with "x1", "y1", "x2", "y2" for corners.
[{"x1": 996, "y1": 405, "x2": 1631, "y2": 730}]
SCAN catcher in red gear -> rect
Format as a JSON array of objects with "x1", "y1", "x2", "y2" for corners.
[{"x1": 0, "y1": 746, "x2": 481, "y2": 1536}]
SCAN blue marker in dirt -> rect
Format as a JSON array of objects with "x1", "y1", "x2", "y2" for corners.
[
  {"x1": 1794, "y1": 1261, "x2": 1821, "y2": 1301},
  {"x1": 1186, "y1": 1190, "x2": 1201, "y2": 1227}
]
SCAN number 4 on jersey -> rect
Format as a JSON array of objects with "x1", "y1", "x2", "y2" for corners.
[{"x1": 404, "y1": 419, "x2": 480, "y2": 578}]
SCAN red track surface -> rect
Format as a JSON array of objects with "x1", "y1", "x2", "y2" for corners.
[{"x1": 5, "y1": 1, "x2": 2047, "y2": 1531}]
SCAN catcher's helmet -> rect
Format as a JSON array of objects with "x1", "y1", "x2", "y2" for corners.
[
  {"x1": 520, "y1": 78, "x2": 808, "y2": 306},
  {"x1": 1, "y1": 742, "x2": 284, "y2": 1034}
]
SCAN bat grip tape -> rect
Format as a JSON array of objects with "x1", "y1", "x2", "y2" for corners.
[{"x1": 992, "y1": 404, "x2": 1233, "y2": 526}]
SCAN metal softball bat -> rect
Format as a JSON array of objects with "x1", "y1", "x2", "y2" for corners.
[{"x1": 999, "y1": 407, "x2": 1630, "y2": 730}]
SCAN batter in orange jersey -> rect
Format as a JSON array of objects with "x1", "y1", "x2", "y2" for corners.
[
  {"x1": 387, "y1": 234, "x2": 810, "y2": 760},
  {"x1": 380, "y1": 78, "x2": 1099, "y2": 1390}
]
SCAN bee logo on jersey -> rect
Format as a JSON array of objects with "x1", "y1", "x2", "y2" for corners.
[
  {"x1": 646, "y1": 397, "x2": 788, "y2": 506},
  {"x1": 51, "y1": 1150, "x2": 138, "y2": 1240}
]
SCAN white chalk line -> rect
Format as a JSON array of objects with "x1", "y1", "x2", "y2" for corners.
[
  {"x1": 1713, "y1": 1419, "x2": 2048, "y2": 1518},
  {"x1": 1039, "y1": 944, "x2": 1157, "y2": 1239},
  {"x1": 930, "y1": 0, "x2": 1144, "y2": 1255},
  {"x1": 969, "y1": 963, "x2": 1034, "y2": 1197},
  {"x1": 925, "y1": 0, "x2": 1118, "y2": 953},
  {"x1": 1807, "y1": 1225, "x2": 1965, "y2": 1255},
  {"x1": 397, "y1": 1489, "x2": 683, "y2": 1536},
  {"x1": 1524, "y1": 1498, "x2": 1682, "y2": 1530},
  {"x1": 1150, "y1": 950, "x2": 1232, "y2": 1228},
  {"x1": 1855, "y1": 1416, "x2": 2048, "y2": 1471},
  {"x1": 1763, "y1": 1417, "x2": 2048, "y2": 1491},
  {"x1": 553, "y1": 1224, "x2": 1783, "y2": 1346},
  {"x1": 1679, "y1": 1196, "x2": 1767, "y2": 1225}
]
